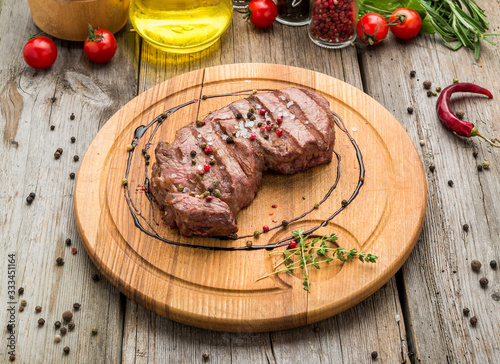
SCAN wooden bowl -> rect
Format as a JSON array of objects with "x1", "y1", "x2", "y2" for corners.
[{"x1": 27, "y1": 0, "x2": 130, "y2": 41}]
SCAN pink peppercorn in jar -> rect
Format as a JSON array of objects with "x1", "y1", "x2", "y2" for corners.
[{"x1": 309, "y1": 0, "x2": 358, "y2": 48}]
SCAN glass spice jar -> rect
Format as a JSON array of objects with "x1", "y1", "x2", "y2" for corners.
[
  {"x1": 276, "y1": 0, "x2": 311, "y2": 26},
  {"x1": 232, "y1": 0, "x2": 250, "y2": 8},
  {"x1": 309, "y1": 0, "x2": 358, "y2": 49}
]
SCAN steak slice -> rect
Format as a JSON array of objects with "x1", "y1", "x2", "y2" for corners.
[{"x1": 150, "y1": 87, "x2": 335, "y2": 237}]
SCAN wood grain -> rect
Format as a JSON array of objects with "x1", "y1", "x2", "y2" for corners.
[{"x1": 75, "y1": 63, "x2": 426, "y2": 333}]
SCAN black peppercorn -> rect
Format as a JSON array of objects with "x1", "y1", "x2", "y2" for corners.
[
  {"x1": 190, "y1": 150, "x2": 196, "y2": 158},
  {"x1": 26, "y1": 196, "x2": 34, "y2": 204},
  {"x1": 60, "y1": 327, "x2": 67, "y2": 335},
  {"x1": 54, "y1": 151, "x2": 61, "y2": 159},
  {"x1": 70, "y1": 113, "x2": 75, "y2": 120},
  {"x1": 423, "y1": 80, "x2": 432, "y2": 89},
  {"x1": 38, "y1": 318, "x2": 45, "y2": 326},
  {"x1": 57, "y1": 148, "x2": 63, "y2": 154},
  {"x1": 282, "y1": 220, "x2": 289, "y2": 227},
  {"x1": 29, "y1": 192, "x2": 35, "y2": 198},
  {"x1": 407, "y1": 107, "x2": 414, "y2": 114},
  {"x1": 202, "y1": 95, "x2": 208, "y2": 100},
  {"x1": 463, "y1": 307, "x2": 470, "y2": 316},
  {"x1": 145, "y1": 154, "x2": 150, "y2": 161},
  {"x1": 91, "y1": 273, "x2": 100, "y2": 281},
  {"x1": 448, "y1": 180, "x2": 454, "y2": 187},
  {"x1": 73, "y1": 303, "x2": 81, "y2": 310},
  {"x1": 191, "y1": 159, "x2": 196, "y2": 165},
  {"x1": 263, "y1": 134, "x2": 269, "y2": 140},
  {"x1": 236, "y1": 112, "x2": 242, "y2": 119},
  {"x1": 371, "y1": 351, "x2": 378, "y2": 359},
  {"x1": 9, "y1": 354, "x2": 15, "y2": 361},
  {"x1": 18, "y1": 287, "x2": 24, "y2": 294},
  {"x1": 50, "y1": 125, "x2": 55, "y2": 130},
  {"x1": 427, "y1": 90, "x2": 433, "y2": 97},
  {"x1": 249, "y1": 115, "x2": 256, "y2": 121},
  {"x1": 462, "y1": 224, "x2": 469, "y2": 232},
  {"x1": 54, "y1": 321, "x2": 61, "y2": 329},
  {"x1": 247, "y1": 112, "x2": 253, "y2": 118},
  {"x1": 65, "y1": 238, "x2": 72, "y2": 246},
  {"x1": 341, "y1": 199, "x2": 348, "y2": 207},
  {"x1": 470, "y1": 316, "x2": 478, "y2": 325},
  {"x1": 92, "y1": 327, "x2": 98, "y2": 335},
  {"x1": 479, "y1": 277, "x2": 489, "y2": 287},
  {"x1": 490, "y1": 260, "x2": 497, "y2": 269},
  {"x1": 226, "y1": 136, "x2": 234, "y2": 144},
  {"x1": 63, "y1": 346, "x2": 70, "y2": 354},
  {"x1": 429, "y1": 164, "x2": 435, "y2": 173},
  {"x1": 35, "y1": 305, "x2": 42, "y2": 313},
  {"x1": 73, "y1": 155, "x2": 79, "y2": 162},
  {"x1": 477, "y1": 165, "x2": 483, "y2": 171},
  {"x1": 410, "y1": 70, "x2": 416, "y2": 78},
  {"x1": 71, "y1": 136, "x2": 76, "y2": 143},
  {"x1": 56, "y1": 257, "x2": 64, "y2": 266},
  {"x1": 68, "y1": 322, "x2": 75, "y2": 331},
  {"x1": 257, "y1": 122, "x2": 263, "y2": 127},
  {"x1": 69, "y1": 172, "x2": 75, "y2": 179}
]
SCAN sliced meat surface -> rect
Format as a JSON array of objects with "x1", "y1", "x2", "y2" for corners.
[{"x1": 150, "y1": 87, "x2": 335, "y2": 237}]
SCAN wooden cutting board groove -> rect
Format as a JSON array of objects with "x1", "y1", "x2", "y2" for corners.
[{"x1": 75, "y1": 63, "x2": 426, "y2": 332}]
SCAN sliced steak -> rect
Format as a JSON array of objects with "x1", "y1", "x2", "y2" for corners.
[{"x1": 150, "y1": 87, "x2": 335, "y2": 237}]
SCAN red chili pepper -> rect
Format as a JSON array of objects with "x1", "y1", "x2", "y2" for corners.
[{"x1": 437, "y1": 83, "x2": 500, "y2": 148}]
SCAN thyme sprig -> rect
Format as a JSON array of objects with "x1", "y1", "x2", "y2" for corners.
[{"x1": 257, "y1": 230, "x2": 378, "y2": 292}]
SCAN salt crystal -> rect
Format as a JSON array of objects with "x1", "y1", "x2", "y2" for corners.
[
  {"x1": 283, "y1": 112, "x2": 289, "y2": 117},
  {"x1": 206, "y1": 136, "x2": 213, "y2": 141},
  {"x1": 270, "y1": 108, "x2": 275, "y2": 113},
  {"x1": 222, "y1": 134, "x2": 228, "y2": 140},
  {"x1": 208, "y1": 142, "x2": 213, "y2": 146},
  {"x1": 352, "y1": 127, "x2": 357, "y2": 132},
  {"x1": 305, "y1": 121, "x2": 309, "y2": 124},
  {"x1": 279, "y1": 96, "x2": 286, "y2": 101},
  {"x1": 395, "y1": 314, "x2": 400, "y2": 322},
  {"x1": 244, "y1": 80, "x2": 252, "y2": 83},
  {"x1": 286, "y1": 101, "x2": 294, "y2": 108},
  {"x1": 197, "y1": 134, "x2": 202, "y2": 138},
  {"x1": 256, "y1": 104, "x2": 262, "y2": 109},
  {"x1": 290, "y1": 115, "x2": 295, "y2": 120},
  {"x1": 197, "y1": 165, "x2": 202, "y2": 170}
]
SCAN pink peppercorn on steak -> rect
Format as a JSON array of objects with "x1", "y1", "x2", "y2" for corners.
[{"x1": 150, "y1": 88, "x2": 336, "y2": 237}]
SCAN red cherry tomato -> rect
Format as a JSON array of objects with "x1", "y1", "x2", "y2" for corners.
[
  {"x1": 356, "y1": 13, "x2": 389, "y2": 45},
  {"x1": 389, "y1": 8, "x2": 422, "y2": 40},
  {"x1": 246, "y1": 0, "x2": 278, "y2": 28},
  {"x1": 83, "y1": 25, "x2": 117, "y2": 63},
  {"x1": 23, "y1": 36, "x2": 57, "y2": 69}
]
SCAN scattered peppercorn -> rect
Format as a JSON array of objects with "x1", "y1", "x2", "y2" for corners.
[
  {"x1": 490, "y1": 260, "x2": 497, "y2": 269},
  {"x1": 236, "y1": 112, "x2": 242, "y2": 119},
  {"x1": 407, "y1": 107, "x2": 414, "y2": 114},
  {"x1": 448, "y1": 180, "x2": 454, "y2": 187},
  {"x1": 205, "y1": 196, "x2": 213, "y2": 202},
  {"x1": 209, "y1": 159, "x2": 216, "y2": 166},
  {"x1": 263, "y1": 225, "x2": 269, "y2": 232},
  {"x1": 68, "y1": 322, "x2": 75, "y2": 331},
  {"x1": 73, "y1": 155, "x2": 79, "y2": 162},
  {"x1": 463, "y1": 307, "x2": 470, "y2": 316},
  {"x1": 314, "y1": 202, "x2": 319, "y2": 209},
  {"x1": 253, "y1": 231, "x2": 260, "y2": 238},
  {"x1": 341, "y1": 199, "x2": 348, "y2": 207},
  {"x1": 226, "y1": 136, "x2": 234, "y2": 144},
  {"x1": 60, "y1": 327, "x2": 67, "y2": 335},
  {"x1": 471, "y1": 260, "x2": 481, "y2": 272},
  {"x1": 249, "y1": 115, "x2": 256, "y2": 121},
  {"x1": 263, "y1": 134, "x2": 269, "y2": 140},
  {"x1": 470, "y1": 316, "x2": 478, "y2": 325},
  {"x1": 19, "y1": 306, "x2": 24, "y2": 312},
  {"x1": 35, "y1": 306, "x2": 42, "y2": 313},
  {"x1": 371, "y1": 351, "x2": 378, "y2": 360},
  {"x1": 26, "y1": 195, "x2": 34, "y2": 204},
  {"x1": 212, "y1": 189, "x2": 221, "y2": 197},
  {"x1": 177, "y1": 184, "x2": 184, "y2": 192},
  {"x1": 18, "y1": 287, "x2": 24, "y2": 294},
  {"x1": 54, "y1": 335, "x2": 62, "y2": 343},
  {"x1": 196, "y1": 120, "x2": 203, "y2": 127},
  {"x1": 202, "y1": 352, "x2": 210, "y2": 360},
  {"x1": 427, "y1": 90, "x2": 432, "y2": 97},
  {"x1": 191, "y1": 159, "x2": 196, "y2": 165},
  {"x1": 462, "y1": 224, "x2": 469, "y2": 232},
  {"x1": 246, "y1": 241, "x2": 252, "y2": 248},
  {"x1": 122, "y1": 178, "x2": 128, "y2": 186},
  {"x1": 423, "y1": 80, "x2": 432, "y2": 89},
  {"x1": 432, "y1": 91, "x2": 438, "y2": 96},
  {"x1": 92, "y1": 327, "x2": 98, "y2": 335},
  {"x1": 56, "y1": 257, "x2": 64, "y2": 266},
  {"x1": 50, "y1": 125, "x2": 55, "y2": 130},
  {"x1": 73, "y1": 303, "x2": 81, "y2": 310},
  {"x1": 249, "y1": 107, "x2": 255, "y2": 113},
  {"x1": 71, "y1": 247, "x2": 77, "y2": 255},
  {"x1": 455, "y1": 110, "x2": 465, "y2": 120},
  {"x1": 91, "y1": 273, "x2": 100, "y2": 281},
  {"x1": 65, "y1": 238, "x2": 72, "y2": 246},
  {"x1": 69, "y1": 172, "x2": 75, "y2": 179},
  {"x1": 202, "y1": 95, "x2": 208, "y2": 100},
  {"x1": 63, "y1": 346, "x2": 70, "y2": 354},
  {"x1": 70, "y1": 136, "x2": 76, "y2": 143},
  {"x1": 436, "y1": 86, "x2": 442, "y2": 92},
  {"x1": 429, "y1": 164, "x2": 435, "y2": 173},
  {"x1": 57, "y1": 147, "x2": 63, "y2": 154},
  {"x1": 62, "y1": 310, "x2": 73, "y2": 322},
  {"x1": 282, "y1": 220, "x2": 289, "y2": 227},
  {"x1": 453, "y1": 77, "x2": 459, "y2": 84},
  {"x1": 479, "y1": 277, "x2": 489, "y2": 287},
  {"x1": 21, "y1": 300, "x2": 27, "y2": 307},
  {"x1": 482, "y1": 161, "x2": 490, "y2": 170},
  {"x1": 70, "y1": 113, "x2": 75, "y2": 120},
  {"x1": 410, "y1": 70, "x2": 416, "y2": 78},
  {"x1": 419, "y1": 140, "x2": 425, "y2": 146},
  {"x1": 54, "y1": 321, "x2": 61, "y2": 329},
  {"x1": 477, "y1": 165, "x2": 483, "y2": 172},
  {"x1": 38, "y1": 318, "x2": 45, "y2": 326},
  {"x1": 201, "y1": 142, "x2": 207, "y2": 149},
  {"x1": 9, "y1": 355, "x2": 15, "y2": 362}
]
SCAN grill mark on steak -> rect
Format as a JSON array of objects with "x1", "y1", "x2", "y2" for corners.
[
  {"x1": 273, "y1": 90, "x2": 326, "y2": 150},
  {"x1": 299, "y1": 88, "x2": 336, "y2": 139}
]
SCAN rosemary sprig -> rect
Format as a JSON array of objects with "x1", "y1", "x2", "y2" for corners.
[{"x1": 256, "y1": 229, "x2": 378, "y2": 292}]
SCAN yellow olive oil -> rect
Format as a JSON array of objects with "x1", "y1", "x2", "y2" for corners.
[{"x1": 130, "y1": 0, "x2": 233, "y2": 54}]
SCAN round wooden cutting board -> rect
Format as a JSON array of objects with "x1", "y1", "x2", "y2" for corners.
[{"x1": 75, "y1": 63, "x2": 426, "y2": 332}]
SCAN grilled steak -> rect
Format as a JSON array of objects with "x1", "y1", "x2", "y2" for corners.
[{"x1": 150, "y1": 88, "x2": 335, "y2": 237}]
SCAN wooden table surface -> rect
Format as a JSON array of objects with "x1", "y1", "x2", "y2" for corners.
[{"x1": 1, "y1": 0, "x2": 500, "y2": 363}]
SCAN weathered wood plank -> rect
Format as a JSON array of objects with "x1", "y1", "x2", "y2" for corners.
[
  {"x1": 122, "y1": 14, "x2": 408, "y2": 364},
  {"x1": 0, "y1": 0, "x2": 137, "y2": 362},
  {"x1": 357, "y1": 0, "x2": 500, "y2": 362}
]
